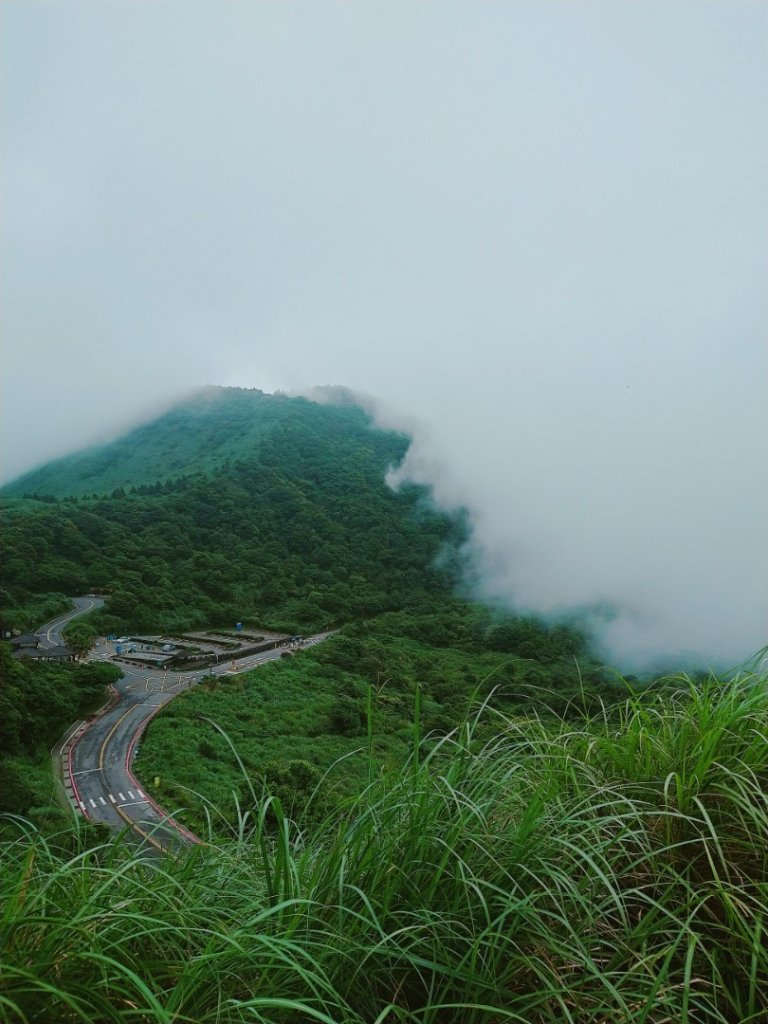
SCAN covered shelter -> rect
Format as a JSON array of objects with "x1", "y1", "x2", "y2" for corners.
[
  {"x1": 13, "y1": 643, "x2": 75, "y2": 662},
  {"x1": 9, "y1": 633, "x2": 40, "y2": 650}
]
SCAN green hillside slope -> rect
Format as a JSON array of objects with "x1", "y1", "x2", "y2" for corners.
[
  {"x1": 1, "y1": 386, "x2": 357, "y2": 498},
  {"x1": 1, "y1": 388, "x2": 462, "y2": 634},
  {"x1": 7, "y1": 388, "x2": 754, "y2": 1023},
  {"x1": 3, "y1": 674, "x2": 768, "y2": 1024},
  {"x1": 1, "y1": 384, "x2": 618, "y2": 838}
]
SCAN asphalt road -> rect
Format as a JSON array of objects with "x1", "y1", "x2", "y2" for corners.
[
  {"x1": 36, "y1": 595, "x2": 105, "y2": 647},
  {"x1": 68, "y1": 651, "x2": 290, "y2": 854},
  {"x1": 44, "y1": 598, "x2": 332, "y2": 855}
]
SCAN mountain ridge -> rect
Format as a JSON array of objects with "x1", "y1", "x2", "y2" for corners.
[
  {"x1": 1, "y1": 385, "x2": 458, "y2": 635},
  {"x1": 2, "y1": 386, "x2": 388, "y2": 498}
]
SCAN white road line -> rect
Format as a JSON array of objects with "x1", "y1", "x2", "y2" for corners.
[
  {"x1": 136, "y1": 789, "x2": 145, "y2": 799},
  {"x1": 99, "y1": 796, "x2": 106, "y2": 805},
  {"x1": 73, "y1": 768, "x2": 104, "y2": 775},
  {"x1": 89, "y1": 799, "x2": 96, "y2": 808},
  {"x1": 79, "y1": 801, "x2": 86, "y2": 811},
  {"x1": 109, "y1": 794, "x2": 116, "y2": 803},
  {"x1": 118, "y1": 800, "x2": 149, "y2": 808},
  {"x1": 118, "y1": 792, "x2": 125, "y2": 801},
  {"x1": 127, "y1": 790, "x2": 135, "y2": 799}
]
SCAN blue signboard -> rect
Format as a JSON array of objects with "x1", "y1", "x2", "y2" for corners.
[{"x1": 235, "y1": 622, "x2": 242, "y2": 632}]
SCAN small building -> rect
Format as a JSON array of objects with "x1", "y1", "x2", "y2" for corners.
[
  {"x1": 9, "y1": 633, "x2": 41, "y2": 650},
  {"x1": 12, "y1": 643, "x2": 75, "y2": 662}
]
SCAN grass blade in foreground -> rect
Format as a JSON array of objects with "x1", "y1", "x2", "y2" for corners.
[{"x1": 1, "y1": 672, "x2": 767, "y2": 1022}]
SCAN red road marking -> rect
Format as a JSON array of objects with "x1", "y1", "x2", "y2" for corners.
[{"x1": 67, "y1": 730, "x2": 89, "y2": 818}]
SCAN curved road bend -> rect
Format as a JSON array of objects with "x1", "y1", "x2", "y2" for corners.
[
  {"x1": 67, "y1": 666, "x2": 203, "y2": 855},
  {"x1": 37, "y1": 595, "x2": 104, "y2": 647},
  {"x1": 71, "y1": 649, "x2": 309, "y2": 853},
  {"x1": 43, "y1": 599, "x2": 332, "y2": 854}
]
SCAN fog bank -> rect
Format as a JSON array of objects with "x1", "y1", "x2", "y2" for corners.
[{"x1": 2, "y1": 1, "x2": 766, "y2": 666}]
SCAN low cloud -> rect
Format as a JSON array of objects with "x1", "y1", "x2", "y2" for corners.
[
  {"x1": 2, "y1": 1, "x2": 766, "y2": 667},
  {"x1": 380, "y1": 375, "x2": 767, "y2": 671}
]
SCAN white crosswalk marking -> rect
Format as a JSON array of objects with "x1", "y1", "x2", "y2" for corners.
[
  {"x1": 99, "y1": 796, "x2": 106, "y2": 805},
  {"x1": 137, "y1": 789, "x2": 145, "y2": 799},
  {"x1": 109, "y1": 794, "x2": 116, "y2": 803},
  {"x1": 79, "y1": 801, "x2": 86, "y2": 811},
  {"x1": 127, "y1": 790, "x2": 135, "y2": 799},
  {"x1": 89, "y1": 799, "x2": 96, "y2": 808},
  {"x1": 118, "y1": 792, "x2": 125, "y2": 801}
]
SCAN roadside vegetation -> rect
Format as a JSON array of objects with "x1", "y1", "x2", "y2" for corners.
[
  {"x1": 0, "y1": 590, "x2": 71, "y2": 635},
  {"x1": 2, "y1": 673, "x2": 768, "y2": 1023},
  {"x1": 0, "y1": 646, "x2": 122, "y2": 825},
  {"x1": 137, "y1": 604, "x2": 627, "y2": 836}
]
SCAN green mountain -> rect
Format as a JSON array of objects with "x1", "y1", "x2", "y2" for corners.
[
  {"x1": 2, "y1": 388, "x2": 764, "y2": 1023},
  {"x1": 1, "y1": 386, "x2": 463, "y2": 634},
  {"x1": 1, "y1": 386, "x2": 362, "y2": 498},
  {"x1": 1, "y1": 383, "x2": 615, "y2": 842}
]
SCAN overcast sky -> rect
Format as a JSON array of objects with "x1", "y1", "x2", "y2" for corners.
[{"x1": 2, "y1": 1, "x2": 766, "y2": 668}]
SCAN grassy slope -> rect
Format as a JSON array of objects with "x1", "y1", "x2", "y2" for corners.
[
  {"x1": 0, "y1": 389, "x2": 455, "y2": 635},
  {"x1": 0, "y1": 387, "x2": 341, "y2": 498},
  {"x1": 136, "y1": 608, "x2": 623, "y2": 838},
  {"x1": 2, "y1": 673, "x2": 767, "y2": 1023}
]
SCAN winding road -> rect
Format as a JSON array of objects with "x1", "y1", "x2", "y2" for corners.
[
  {"x1": 38, "y1": 595, "x2": 105, "y2": 646},
  {"x1": 44, "y1": 599, "x2": 329, "y2": 855}
]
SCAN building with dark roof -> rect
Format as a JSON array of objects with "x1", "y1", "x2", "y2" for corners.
[
  {"x1": 12, "y1": 643, "x2": 75, "y2": 662},
  {"x1": 9, "y1": 633, "x2": 40, "y2": 649}
]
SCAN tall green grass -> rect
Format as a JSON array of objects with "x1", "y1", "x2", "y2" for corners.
[{"x1": 2, "y1": 672, "x2": 767, "y2": 1022}]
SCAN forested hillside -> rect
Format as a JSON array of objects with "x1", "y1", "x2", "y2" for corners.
[
  {"x1": 1, "y1": 388, "x2": 463, "y2": 634},
  {"x1": 1, "y1": 385, "x2": 620, "y2": 829},
  {"x1": 3, "y1": 388, "x2": 765, "y2": 1023}
]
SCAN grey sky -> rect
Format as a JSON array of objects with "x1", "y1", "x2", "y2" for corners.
[{"x1": 2, "y1": 1, "x2": 766, "y2": 667}]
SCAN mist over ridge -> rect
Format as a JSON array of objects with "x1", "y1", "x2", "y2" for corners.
[
  {"x1": 353, "y1": 381, "x2": 765, "y2": 672},
  {"x1": 5, "y1": 380, "x2": 766, "y2": 672},
  {"x1": 2, "y1": 1, "x2": 766, "y2": 669}
]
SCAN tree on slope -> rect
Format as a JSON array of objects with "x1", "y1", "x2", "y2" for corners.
[{"x1": 65, "y1": 622, "x2": 96, "y2": 661}]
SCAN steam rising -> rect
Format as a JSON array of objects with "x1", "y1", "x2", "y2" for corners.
[{"x1": 2, "y1": 1, "x2": 766, "y2": 667}]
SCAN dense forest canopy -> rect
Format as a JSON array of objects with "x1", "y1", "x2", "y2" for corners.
[{"x1": 1, "y1": 388, "x2": 465, "y2": 635}]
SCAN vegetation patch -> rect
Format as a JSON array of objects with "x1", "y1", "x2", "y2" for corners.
[
  {"x1": 0, "y1": 645, "x2": 122, "y2": 828},
  {"x1": 2, "y1": 674, "x2": 767, "y2": 1023},
  {"x1": 0, "y1": 390, "x2": 465, "y2": 636},
  {"x1": 136, "y1": 605, "x2": 635, "y2": 838}
]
